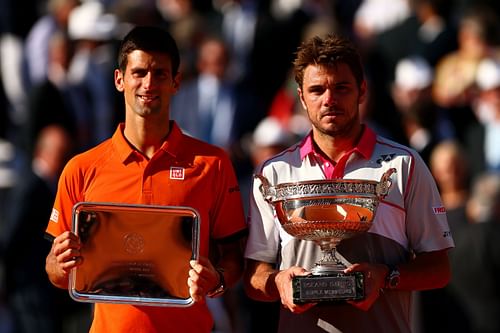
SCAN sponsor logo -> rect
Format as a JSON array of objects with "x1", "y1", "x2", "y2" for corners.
[
  {"x1": 433, "y1": 206, "x2": 446, "y2": 214},
  {"x1": 376, "y1": 154, "x2": 395, "y2": 165},
  {"x1": 50, "y1": 208, "x2": 59, "y2": 223},
  {"x1": 170, "y1": 167, "x2": 185, "y2": 180}
]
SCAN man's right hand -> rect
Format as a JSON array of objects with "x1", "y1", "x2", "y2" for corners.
[
  {"x1": 274, "y1": 266, "x2": 316, "y2": 314},
  {"x1": 45, "y1": 231, "x2": 82, "y2": 289}
]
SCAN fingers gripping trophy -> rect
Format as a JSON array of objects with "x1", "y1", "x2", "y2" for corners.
[{"x1": 255, "y1": 168, "x2": 396, "y2": 303}]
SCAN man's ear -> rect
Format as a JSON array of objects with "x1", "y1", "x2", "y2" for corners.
[
  {"x1": 297, "y1": 87, "x2": 307, "y2": 110},
  {"x1": 172, "y1": 72, "x2": 182, "y2": 92},
  {"x1": 114, "y1": 69, "x2": 124, "y2": 92},
  {"x1": 358, "y1": 79, "x2": 367, "y2": 105}
]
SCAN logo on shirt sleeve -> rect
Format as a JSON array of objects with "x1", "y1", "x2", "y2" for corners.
[
  {"x1": 376, "y1": 154, "x2": 395, "y2": 165},
  {"x1": 170, "y1": 167, "x2": 185, "y2": 180},
  {"x1": 433, "y1": 206, "x2": 446, "y2": 215},
  {"x1": 50, "y1": 208, "x2": 59, "y2": 223}
]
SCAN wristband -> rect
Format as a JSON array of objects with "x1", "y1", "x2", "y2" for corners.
[{"x1": 207, "y1": 268, "x2": 226, "y2": 298}]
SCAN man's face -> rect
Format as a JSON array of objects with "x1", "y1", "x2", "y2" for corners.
[
  {"x1": 114, "y1": 50, "x2": 180, "y2": 119},
  {"x1": 298, "y1": 63, "x2": 366, "y2": 138}
]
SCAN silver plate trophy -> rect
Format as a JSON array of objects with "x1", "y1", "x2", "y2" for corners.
[
  {"x1": 70, "y1": 202, "x2": 200, "y2": 307},
  {"x1": 256, "y1": 168, "x2": 396, "y2": 303}
]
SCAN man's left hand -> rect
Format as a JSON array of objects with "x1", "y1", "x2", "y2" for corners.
[{"x1": 344, "y1": 263, "x2": 389, "y2": 311}]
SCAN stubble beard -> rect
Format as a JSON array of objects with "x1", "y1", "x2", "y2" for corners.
[
  {"x1": 310, "y1": 109, "x2": 360, "y2": 140},
  {"x1": 134, "y1": 99, "x2": 161, "y2": 118}
]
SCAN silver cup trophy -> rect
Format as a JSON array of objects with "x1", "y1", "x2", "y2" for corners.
[{"x1": 255, "y1": 168, "x2": 396, "y2": 303}]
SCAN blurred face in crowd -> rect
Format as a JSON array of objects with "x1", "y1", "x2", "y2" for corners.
[
  {"x1": 114, "y1": 50, "x2": 180, "y2": 120},
  {"x1": 298, "y1": 63, "x2": 366, "y2": 139},
  {"x1": 430, "y1": 142, "x2": 468, "y2": 192},
  {"x1": 34, "y1": 125, "x2": 74, "y2": 180},
  {"x1": 197, "y1": 39, "x2": 228, "y2": 79}
]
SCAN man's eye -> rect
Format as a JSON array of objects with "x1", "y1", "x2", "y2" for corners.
[
  {"x1": 132, "y1": 70, "x2": 147, "y2": 77},
  {"x1": 335, "y1": 86, "x2": 349, "y2": 93},
  {"x1": 309, "y1": 88, "x2": 323, "y2": 94},
  {"x1": 156, "y1": 73, "x2": 168, "y2": 80}
]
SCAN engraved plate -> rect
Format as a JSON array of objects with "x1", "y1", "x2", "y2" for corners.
[
  {"x1": 69, "y1": 202, "x2": 200, "y2": 307},
  {"x1": 293, "y1": 273, "x2": 364, "y2": 303}
]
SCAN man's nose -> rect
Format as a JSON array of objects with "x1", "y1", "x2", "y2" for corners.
[
  {"x1": 142, "y1": 72, "x2": 155, "y2": 89},
  {"x1": 324, "y1": 89, "x2": 336, "y2": 106}
]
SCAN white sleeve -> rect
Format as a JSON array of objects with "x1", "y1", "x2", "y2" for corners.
[
  {"x1": 404, "y1": 153, "x2": 455, "y2": 253},
  {"x1": 244, "y1": 172, "x2": 281, "y2": 264}
]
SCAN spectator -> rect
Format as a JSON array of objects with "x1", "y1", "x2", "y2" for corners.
[
  {"x1": 391, "y1": 56, "x2": 455, "y2": 164},
  {"x1": 450, "y1": 172, "x2": 500, "y2": 333},
  {"x1": 171, "y1": 37, "x2": 237, "y2": 151},
  {"x1": 66, "y1": 0, "x2": 120, "y2": 150},
  {"x1": 364, "y1": 0, "x2": 458, "y2": 142},
  {"x1": 433, "y1": 5, "x2": 500, "y2": 140},
  {"x1": 21, "y1": 30, "x2": 77, "y2": 158},
  {"x1": 418, "y1": 139, "x2": 472, "y2": 333},
  {"x1": 465, "y1": 56, "x2": 500, "y2": 179},
  {"x1": 353, "y1": 0, "x2": 411, "y2": 42},
  {"x1": 1, "y1": 125, "x2": 91, "y2": 333},
  {"x1": 23, "y1": 0, "x2": 79, "y2": 88}
]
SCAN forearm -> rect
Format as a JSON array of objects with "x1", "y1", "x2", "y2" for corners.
[
  {"x1": 243, "y1": 259, "x2": 280, "y2": 301},
  {"x1": 393, "y1": 249, "x2": 451, "y2": 291}
]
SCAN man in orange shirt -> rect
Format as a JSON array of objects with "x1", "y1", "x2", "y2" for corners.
[{"x1": 44, "y1": 26, "x2": 247, "y2": 332}]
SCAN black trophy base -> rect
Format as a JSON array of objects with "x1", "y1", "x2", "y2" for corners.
[{"x1": 292, "y1": 272, "x2": 364, "y2": 303}]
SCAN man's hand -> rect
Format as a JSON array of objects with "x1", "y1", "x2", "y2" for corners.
[
  {"x1": 188, "y1": 257, "x2": 221, "y2": 303},
  {"x1": 344, "y1": 263, "x2": 389, "y2": 311},
  {"x1": 244, "y1": 260, "x2": 315, "y2": 313},
  {"x1": 45, "y1": 231, "x2": 82, "y2": 289},
  {"x1": 274, "y1": 266, "x2": 316, "y2": 314}
]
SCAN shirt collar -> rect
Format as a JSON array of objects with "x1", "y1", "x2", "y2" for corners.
[
  {"x1": 299, "y1": 125, "x2": 376, "y2": 161},
  {"x1": 112, "y1": 121, "x2": 182, "y2": 163}
]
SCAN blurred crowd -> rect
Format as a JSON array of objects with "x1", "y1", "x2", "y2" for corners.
[{"x1": 1, "y1": 0, "x2": 500, "y2": 332}]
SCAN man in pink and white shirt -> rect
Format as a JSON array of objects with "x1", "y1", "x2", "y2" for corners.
[{"x1": 243, "y1": 34, "x2": 453, "y2": 333}]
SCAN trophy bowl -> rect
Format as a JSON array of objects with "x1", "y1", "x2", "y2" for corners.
[{"x1": 255, "y1": 168, "x2": 396, "y2": 303}]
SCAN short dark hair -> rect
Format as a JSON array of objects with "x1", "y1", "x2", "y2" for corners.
[
  {"x1": 117, "y1": 25, "x2": 180, "y2": 75},
  {"x1": 293, "y1": 34, "x2": 364, "y2": 88}
]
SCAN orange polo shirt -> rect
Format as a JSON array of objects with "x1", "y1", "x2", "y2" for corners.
[{"x1": 46, "y1": 122, "x2": 247, "y2": 333}]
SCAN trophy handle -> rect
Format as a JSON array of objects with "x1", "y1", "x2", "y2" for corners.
[
  {"x1": 376, "y1": 168, "x2": 396, "y2": 199},
  {"x1": 254, "y1": 174, "x2": 274, "y2": 203}
]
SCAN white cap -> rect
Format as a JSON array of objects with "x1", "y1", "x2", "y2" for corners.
[
  {"x1": 252, "y1": 117, "x2": 293, "y2": 147},
  {"x1": 476, "y1": 57, "x2": 500, "y2": 91},
  {"x1": 394, "y1": 56, "x2": 433, "y2": 90},
  {"x1": 68, "y1": 1, "x2": 117, "y2": 41}
]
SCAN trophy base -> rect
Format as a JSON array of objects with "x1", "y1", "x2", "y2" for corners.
[{"x1": 292, "y1": 272, "x2": 364, "y2": 303}]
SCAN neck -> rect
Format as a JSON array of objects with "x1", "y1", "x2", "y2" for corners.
[
  {"x1": 313, "y1": 125, "x2": 363, "y2": 162},
  {"x1": 124, "y1": 117, "x2": 171, "y2": 159}
]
